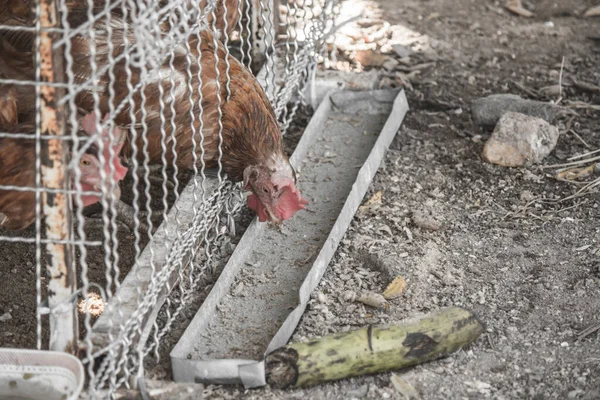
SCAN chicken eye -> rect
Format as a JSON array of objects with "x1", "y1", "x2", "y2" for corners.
[
  {"x1": 263, "y1": 187, "x2": 269, "y2": 194},
  {"x1": 80, "y1": 159, "x2": 91, "y2": 167}
]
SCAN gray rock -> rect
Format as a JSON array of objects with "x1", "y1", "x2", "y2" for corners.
[
  {"x1": 482, "y1": 112, "x2": 560, "y2": 167},
  {"x1": 346, "y1": 385, "x2": 369, "y2": 398},
  {"x1": 0, "y1": 312, "x2": 12, "y2": 322},
  {"x1": 391, "y1": 44, "x2": 413, "y2": 58},
  {"x1": 472, "y1": 94, "x2": 560, "y2": 129}
]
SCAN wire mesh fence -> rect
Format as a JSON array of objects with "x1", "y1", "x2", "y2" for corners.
[{"x1": 0, "y1": 0, "x2": 339, "y2": 397}]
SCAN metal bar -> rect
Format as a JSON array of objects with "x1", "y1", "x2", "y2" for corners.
[
  {"x1": 38, "y1": 0, "x2": 78, "y2": 353},
  {"x1": 272, "y1": 0, "x2": 280, "y2": 39},
  {"x1": 251, "y1": 0, "x2": 266, "y2": 69}
]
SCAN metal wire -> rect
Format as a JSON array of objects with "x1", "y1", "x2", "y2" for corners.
[{"x1": 0, "y1": 0, "x2": 338, "y2": 397}]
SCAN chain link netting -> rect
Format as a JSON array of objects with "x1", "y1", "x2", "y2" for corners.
[{"x1": 0, "y1": 0, "x2": 339, "y2": 397}]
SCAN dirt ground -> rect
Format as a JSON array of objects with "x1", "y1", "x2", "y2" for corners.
[
  {"x1": 205, "y1": 0, "x2": 600, "y2": 398},
  {"x1": 1, "y1": 0, "x2": 599, "y2": 399}
]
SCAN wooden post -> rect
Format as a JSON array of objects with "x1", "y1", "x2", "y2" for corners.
[
  {"x1": 38, "y1": 0, "x2": 78, "y2": 353},
  {"x1": 251, "y1": 0, "x2": 266, "y2": 72}
]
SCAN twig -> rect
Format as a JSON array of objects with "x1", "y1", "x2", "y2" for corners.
[
  {"x1": 566, "y1": 100, "x2": 600, "y2": 111},
  {"x1": 557, "y1": 176, "x2": 600, "y2": 202},
  {"x1": 555, "y1": 56, "x2": 565, "y2": 105},
  {"x1": 573, "y1": 80, "x2": 600, "y2": 93},
  {"x1": 396, "y1": 62, "x2": 436, "y2": 73},
  {"x1": 567, "y1": 148, "x2": 600, "y2": 161},
  {"x1": 513, "y1": 81, "x2": 539, "y2": 98},
  {"x1": 567, "y1": 130, "x2": 592, "y2": 149},
  {"x1": 542, "y1": 155, "x2": 600, "y2": 169},
  {"x1": 577, "y1": 322, "x2": 600, "y2": 340}
]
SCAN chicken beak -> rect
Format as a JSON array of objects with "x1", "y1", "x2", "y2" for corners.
[{"x1": 265, "y1": 206, "x2": 282, "y2": 224}]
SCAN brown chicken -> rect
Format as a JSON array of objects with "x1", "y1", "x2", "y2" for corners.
[
  {"x1": 0, "y1": 112, "x2": 128, "y2": 230},
  {"x1": 2, "y1": 3, "x2": 307, "y2": 224},
  {"x1": 0, "y1": 35, "x2": 38, "y2": 126},
  {"x1": 0, "y1": 26, "x2": 129, "y2": 231}
]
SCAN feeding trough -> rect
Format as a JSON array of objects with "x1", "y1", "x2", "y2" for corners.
[
  {"x1": 170, "y1": 89, "x2": 409, "y2": 388},
  {"x1": 0, "y1": 348, "x2": 84, "y2": 400}
]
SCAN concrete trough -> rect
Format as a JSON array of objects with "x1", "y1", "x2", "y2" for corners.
[{"x1": 170, "y1": 89, "x2": 409, "y2": 388}]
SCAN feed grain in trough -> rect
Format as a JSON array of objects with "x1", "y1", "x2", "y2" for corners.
[{"x1": 171, "y1": 89, "x2": 409, "y2": 387}]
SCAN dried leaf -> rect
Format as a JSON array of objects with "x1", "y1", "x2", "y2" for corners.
[
  {"x1": 355, "y1": 49, "x2": 388, "y2": 67},
  {"x1": 584, "y1": 5, "x2": 600, "y2": 17},
  {"x1": 357, "y1": 292, "x2": 388, "y2": 309},
  {"x1": 505, "y1": 2, "x2": 534, "y2": 17},
  {"x1": 383, "y1": 276, "x2": 407, "y2": 300},
  {"x1": 359, "y1": 190, "x2": 383, "y2": 212},
  {"x1": 556, "y1": 164, "x2": 597, "y2": 181},
  {"x1": 412, "y1": 210, "x2": 443, "y2": 231},
  {"x1": 390, "y1": 374, "x2": 421, "y2": 399},
  {"x1": 574, "y1": 244, "x2": 592, "y2": 252}
]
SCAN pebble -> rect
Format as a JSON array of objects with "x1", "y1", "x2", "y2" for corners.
[
  {"x1": 346, "y1": 385, "x2": 369, "y2": 398},
  {"x1": 412, "y1": 209, "x2": 443, "y2": 231},
  {"x1": 343, "y1": 291, "x2": 357, "y2": 302},
  {"x1": 317, "y1": 292, "x2": 327, "y2": 303},
  {"x1": 520, "y1": 190, "x2": 536, "y2": 202},
  {"x1": 391, "y1": 44, "x2": 413, "y2": 58},
  {"x1": 0, "y1": 312, "x2": 12, "y2": 322}
]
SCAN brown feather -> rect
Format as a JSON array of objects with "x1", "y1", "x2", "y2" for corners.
[{"x1": 0, "y1": 128, "x2": 38, "y2": 230}]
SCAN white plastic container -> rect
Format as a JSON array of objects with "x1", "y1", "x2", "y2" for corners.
[{"x1": 0, "y1": 348, "x2": 84, "y2": 400}]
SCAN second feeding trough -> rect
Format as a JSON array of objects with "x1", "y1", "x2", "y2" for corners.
[{"x1": 170, "y1": 89, "x2": 409, "y2": 388}]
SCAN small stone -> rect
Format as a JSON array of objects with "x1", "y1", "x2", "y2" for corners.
[
  {"x1": 0, "y1": 312, "x2": 12, "y2": 322},
  {"x1": 232, "y1": 281, "x2": 245, "y2": 296},
  {"x1": 390, "y1": 374, "x2": 421, "y2": 399},
  {"x1": 539, "y1": 85, "x2": 561, "y2": 97},
  {"x1": 357, "y1": 292, "x2": 388, "y2": 310},
  {"x1": 347, "y1": 385, "x2": 369, "y2": 398},
  {"x1": 520, "y1": 190, "x2": 535, "y2": 202},
  {"x1": 568, "y1": 389, "x2": 583, "y2": 399},
  {"x1": 412, "y1": 209, "x2": 443, "y2": 231},
  {"x1": 391, "y1": 44, "x2": 413, "y2": 58},
  {"x1": 382, "y1": 58, "x2": 399, "y2": 71},
  {"x1": 477, "y1": 290, "x2": 486, "y2": 304},
  {"x1": 560, "y1": 341, "x2": 569, "y2": 347},
  {"x1": 471, "y1": 94, "x2": 560, "y2": 129},
  {"x1": 482, "y1": 112, "x2": 559, "y2": 167},
  {"x1": 317, "y1": 292, "x2": 327, "y2": 303},
  {"x1": 343, "y1": 291, "x2": 357, "y2": 302}
]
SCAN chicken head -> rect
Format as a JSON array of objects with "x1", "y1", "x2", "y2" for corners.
[
  {"x1": 243, "y1": 158, "x2": 308, "y2": 224},
  {"x1": 76, "y1": 112, "x2": 128, "y2": 207}
]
